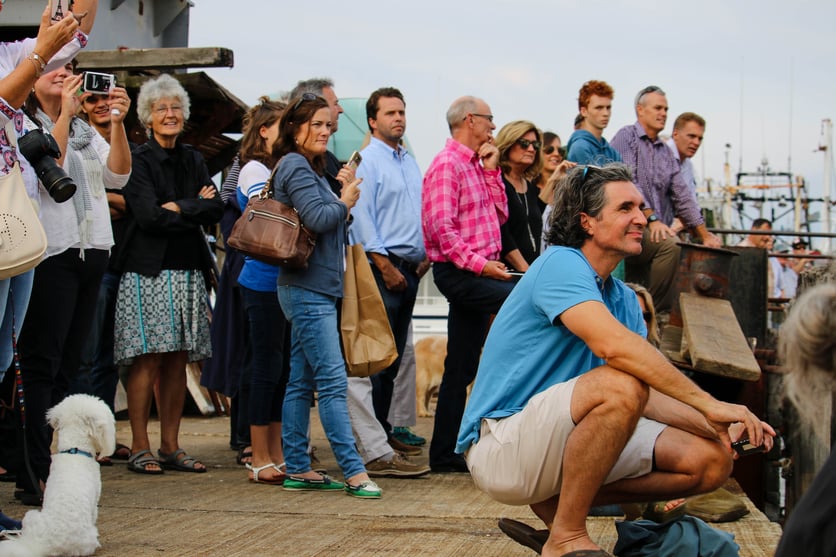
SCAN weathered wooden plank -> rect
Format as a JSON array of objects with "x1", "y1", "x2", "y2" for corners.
[
  {"x1": 680, "y1": 292, "x2": 761, "y2": 381},
  {"x1": 75, "y1": 47, "x2": 234, "y2": 71}
]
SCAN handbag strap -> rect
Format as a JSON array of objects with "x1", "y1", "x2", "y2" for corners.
[{"x1": 258, "y1": 157, "x2": 283, "y2": 201}]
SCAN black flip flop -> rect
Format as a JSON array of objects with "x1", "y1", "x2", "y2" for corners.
[
  {"x1": 498, "y1": 518, "x2": 549, "y2": 554},
  {"x1": 497, "y1": 519, "x2": 612, "y2": 556}
]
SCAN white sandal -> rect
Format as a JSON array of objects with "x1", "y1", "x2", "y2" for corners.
[{"x1": 248, "y1": 462, "x2": 285, "y2": 485}]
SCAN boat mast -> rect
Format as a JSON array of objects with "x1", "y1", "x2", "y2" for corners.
[{"x1": 821, "y1": 119, "x2": 833, "y2": 254}]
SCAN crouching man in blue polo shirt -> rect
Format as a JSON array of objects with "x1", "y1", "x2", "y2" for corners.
[{"x1": 456, "y1": 163, "x2": 775, "y2": 557}]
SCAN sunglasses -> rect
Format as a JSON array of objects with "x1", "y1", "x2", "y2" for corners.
[
  {"x1": 292, "y1": 92, "x2": 319, "y2": 112},
  {"x1": 643, "y1": 311, "x2": 653, "y2": 323},
  {"x1": 543, "y1": 145, "x2": 568, "y2": 158},
  {"x1": 516, "y1": 138, "x2": 541, "y2": 150},
  {"x1": 635, "y1": 85, "x2": 664, "y2": 105},
  {"x1": 581, "y1": 164, "x2": 603, "y2": 184}
]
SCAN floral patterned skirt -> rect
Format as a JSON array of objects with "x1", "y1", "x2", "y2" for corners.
[{"x1": 114, "y1": 269, "x2": 212, "y2": 365}]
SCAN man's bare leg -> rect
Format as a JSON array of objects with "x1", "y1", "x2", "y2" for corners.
[
  {"x1": 540, "y1": 367, "x2": 648, "y2": 556},
  {"x1": 535, "y1": 398, "x2": 732, "y2": 555}
]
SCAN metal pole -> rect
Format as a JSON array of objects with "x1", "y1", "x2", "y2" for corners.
[{"x1": 822, "y1": 119, "x2": 833, "y2": 254}]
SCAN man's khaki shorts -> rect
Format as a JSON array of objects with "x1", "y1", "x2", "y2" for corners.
[{"x1": 464, "y1": 377, "x2": 666, "y2": 506}]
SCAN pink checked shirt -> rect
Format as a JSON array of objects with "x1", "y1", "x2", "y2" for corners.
[{"x1": 422, "y1": 138, "x2": 508, "y2": 275}]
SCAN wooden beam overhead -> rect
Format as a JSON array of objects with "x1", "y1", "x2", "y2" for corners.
[{"x1": 75, "y1": 47, "x2": 234, "y2": 71}]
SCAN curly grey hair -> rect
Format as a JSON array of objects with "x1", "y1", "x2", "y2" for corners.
[
  {"x1": 545, "y1": 163, "x2": 633, "y2": 248},
  {"x1": 780, "y1": 282, "x2": 836, "y2": 442},
  {"x1": 136, "y1": 74, "x2": 191, "y2": 128}
]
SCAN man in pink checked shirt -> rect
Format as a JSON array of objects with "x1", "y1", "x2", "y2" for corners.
[{"x1": 421, "y1": 96, "x2": 516, "y2": 473}]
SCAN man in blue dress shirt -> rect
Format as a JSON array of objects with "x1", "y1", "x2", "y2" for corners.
[{"x1": 350, "y1": 87, "x2": 429, "y2": 449}]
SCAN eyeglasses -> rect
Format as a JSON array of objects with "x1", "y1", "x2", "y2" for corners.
[
  {"x1": 516, "y1": 138, "x2": 541, "y2": 151},
  {"x1": 634, "y1": 85, "x2": 664, "y2": 106},
  {"x1": 643, "y1": 311, "x2": 653, "y2": 323},
  {"x1": 543, "y1": 145, "x2": 568, "y2": 158},
  {"x1": 153, "y1": 104, "x2": 183, "y2": 115},
  {"x1": 292, "y1": 92, "x2": 319, "y2": 112},
  {"x1": 468, "y1": 113, "x2": 494, "y2": 123}
]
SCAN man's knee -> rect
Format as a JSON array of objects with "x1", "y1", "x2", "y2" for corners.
[
  {"x1": 575, "y1": 367, "x2": 649, "y2": 420},
  {"x1": 693, "y1": 442, "x2": 733, "y2": 492}
]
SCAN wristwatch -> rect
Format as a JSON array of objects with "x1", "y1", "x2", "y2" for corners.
[{"x1": 646, "y1": 213, "x2": 659, "y2": 224}]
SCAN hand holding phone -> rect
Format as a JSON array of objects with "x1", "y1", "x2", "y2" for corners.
[
  {"x1": 732, "y1": 438, "x2": 766, "y2": 456},
  {"x1": 346, "y1": 151, "x2": 362, "y2": 171}
]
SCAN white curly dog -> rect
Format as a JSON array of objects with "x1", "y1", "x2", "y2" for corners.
[{"x1": 0, "y1": 394, "x2": 115, "y2": 557}]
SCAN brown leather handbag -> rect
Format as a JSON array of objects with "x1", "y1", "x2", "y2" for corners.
[{"x1": 226, "y1": 163, "x2": 316, "y2": 269}]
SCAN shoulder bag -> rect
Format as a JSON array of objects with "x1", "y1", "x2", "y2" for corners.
[
  {"x1": 0, "y1": 122, "x2": 47, "y2": 279},
  {"x1": 341, "y1": 243, "x2": 398, "y2": 377},
  {"x1": 226, "y1": 161, "x2": 316, "y2": 270}
]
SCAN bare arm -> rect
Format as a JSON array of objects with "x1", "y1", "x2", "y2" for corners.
[
  {"x1": 0, "y1": 8, "x2": 78, "y2": 109},
  {"x1": 70, "y1": 0, "x2": 98, "y2": 35},
  {"x1": 104, "y1": 87, "x2": 131, "y2": 175},
  {"x1": 560, "y1": 300, "x2": 773, "y2": 450}
]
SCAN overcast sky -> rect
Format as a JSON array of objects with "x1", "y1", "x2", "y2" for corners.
[{"x1": 189, "y1": 0, "x2": 835, "y2": 236}]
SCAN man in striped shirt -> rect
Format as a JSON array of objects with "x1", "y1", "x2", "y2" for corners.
[
  {"x1": 611, "y1": 86, "x2": 720, "y2": 312},
  {"x1": 422, "y1": 96, "x2": 516, "y2": 473}
]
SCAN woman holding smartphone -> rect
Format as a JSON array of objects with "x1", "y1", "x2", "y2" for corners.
[{"x1": 273, "y1": 94, "x2": 381, "y2": 498}]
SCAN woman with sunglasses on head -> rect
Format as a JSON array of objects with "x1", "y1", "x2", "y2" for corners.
[
  {"x1": 272, "y1": 94, "x2": 380, "y2": 498},
  {"x1": 114, "y1": 74, "x2": 222, "y2": 476},
  {"x1": 495, "y1": 120, "x2": 545, "y2": 272}
]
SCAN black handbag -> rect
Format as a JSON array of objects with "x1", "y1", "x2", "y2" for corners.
[{"x1": 226, "y1": 163, "x2": 316, "y2": 269}]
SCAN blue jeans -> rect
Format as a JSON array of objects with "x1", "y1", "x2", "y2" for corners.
[
  {"x1": 278, "y1": 285, "x2": 365, "y2": 478},
  {"x1": 429, "y1": 262, "x2": 515, "y2": 466},
  {"x1": 241, "y1": 286, "x2": 290, "y2": 425},
  {"x1": 0, "y1": 270, "x2": 34, "y2": 378}
]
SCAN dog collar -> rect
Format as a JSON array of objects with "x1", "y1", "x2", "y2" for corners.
[{"x1": 60, "y1": 448, "x2": 95, "y2": 459}]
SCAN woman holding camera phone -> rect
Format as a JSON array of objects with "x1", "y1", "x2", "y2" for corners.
[
  {"x1": 14, "y1": 48, "x2": 130, "y2": 503},
  {"x1": 0, "y1": 1, "x2": 101, "y2": 507},
  {"x1": 273, "y1": 94, "x2": 381, "y2": 498}
]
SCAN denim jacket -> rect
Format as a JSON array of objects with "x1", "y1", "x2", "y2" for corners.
[{"x1": 273, "y1": 153, "x2": 348, "y2": 298}]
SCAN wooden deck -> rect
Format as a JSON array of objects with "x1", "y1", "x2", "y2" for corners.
[{"x1": 1, "y1": 412, "x2": 782, "y2": 556}]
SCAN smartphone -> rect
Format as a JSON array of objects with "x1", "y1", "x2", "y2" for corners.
[
  {"x1": 732, "y1": 438, "x2": 766, "y2": 456},
  {"x1": 346, "y1": 151, "x2": 362, "y2": 171},
  {"x1": 507, "y1": 271, "x2": 525, "y2": 277},
  {"x1": 49, "y1": 0, "x2": 69, "y2": 22},
  {"x1": 82, "y1": 72, "x2": 116, "y2": 94}
]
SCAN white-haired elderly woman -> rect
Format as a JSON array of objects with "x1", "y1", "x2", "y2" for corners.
[{"x1": 114, "y1": 74, "x2": 222, "y2": 475}]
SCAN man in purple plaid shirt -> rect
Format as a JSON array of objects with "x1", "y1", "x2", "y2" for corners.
[
  {"x1": 611, "y1": 86, "x2": 720, "y2": 312},
  {"x1": 422, "y1": 96, "x2": 516, "y2": 473}
]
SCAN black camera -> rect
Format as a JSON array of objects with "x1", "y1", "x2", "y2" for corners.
[{"x1": 18, "y1": 129, "x2": 76, "y2": 203}]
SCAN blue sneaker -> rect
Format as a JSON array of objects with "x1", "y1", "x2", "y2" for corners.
[{"x1": 392, "y1": 426, "x2": 426, "y2": 446}]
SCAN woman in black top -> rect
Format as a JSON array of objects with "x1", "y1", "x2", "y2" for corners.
[
  {"x1": 495, "y1": 120, "x2": 544, "y2": 272},
  {"x1": 115, "y1": 74, "x2": 222, "y2": 475}
]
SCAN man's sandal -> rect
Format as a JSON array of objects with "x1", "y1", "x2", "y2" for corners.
[
  {"x1": 157, "y1": 448, "x2": 207, "y2": 473},
  {"x1": 248, "y1": 462, "x2": 286, "y2": 485},
  {"x1": 127, "y1": 449, "x2": 164, "y2": 475}
]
